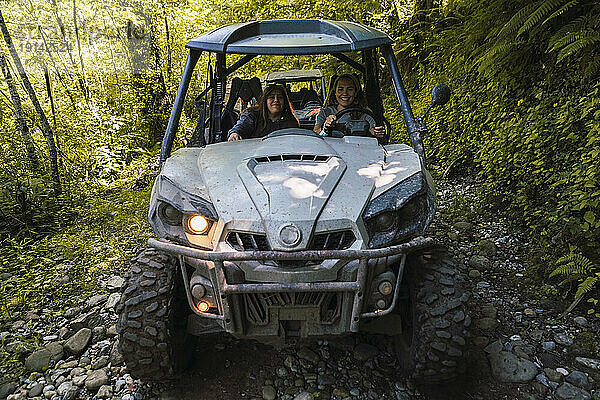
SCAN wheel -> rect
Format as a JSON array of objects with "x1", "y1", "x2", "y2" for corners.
[
  {"x1": 395, "y1": 252, "x2": 470, "y2": 383},
  {"x1": 116, "y1": 247, "x2": 196, "y2": 380}
]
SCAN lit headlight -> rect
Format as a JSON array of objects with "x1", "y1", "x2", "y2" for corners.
[
  {"x1": 186, "y1": 214, "x2": 211, "y2": 235},
  {"x1": 363, "y1": 173, "x2": 434, "y2": 248}
]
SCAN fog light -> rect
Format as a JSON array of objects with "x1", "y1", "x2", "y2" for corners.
[
  {"x1": 197, "y1": 301, "x2": 210, "y2": 313},
  {"x1": 378, "y1": 281, "x2": 393, "y2": 296},
  {"x1": 376, "y1": 299, "x2": 386, "y2": 309},
  {"x1": 191, "y1": 283, "x2": 206, "y2": 299}
]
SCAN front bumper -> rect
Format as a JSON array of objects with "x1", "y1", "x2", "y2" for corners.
[{"x1": 148, "y1": 236, "x2": 434, "y2": 336}]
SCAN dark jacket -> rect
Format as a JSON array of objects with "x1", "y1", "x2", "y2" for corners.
[{"x1": 227, "y1": 109, "x2": 299, "y2": 139}]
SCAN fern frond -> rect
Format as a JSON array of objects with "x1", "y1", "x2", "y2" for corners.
[
  {"x1": 548, "y1": 15, "x2": 588, "y2": 47},
  {"x1": 542, "y1": 0, "x2": 579, "y2": 26},
  {"x1": 557, "y1": 34, "x2": 600, "y2": 62},
  {"x1": 497, "y1": 2, "x2": 539, "y2": 40},
  {"x1": 548, "y1": 30, "x2": 591, "y2": 52},
  {"x1": 476, "y1": 43, "x2": 514, "y2": 74},
  {"x1": 583, "y1": 55, "x2": 600, "y2": 78},
  {"x1": 517, "y1": 0, "x2": 565, "y2": 37},
  {"x1": 551, "y1": 253, "x2": 595, "y2": 277},
  {"x1": 574, "y1": 275, "x2": 599, "y2": 299}
]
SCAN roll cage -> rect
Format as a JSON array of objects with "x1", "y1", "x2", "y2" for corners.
[{"x1": 160, "y1": 19, "x2": 423, "y2": 168}]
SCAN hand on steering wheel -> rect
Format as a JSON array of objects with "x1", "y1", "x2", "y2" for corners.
[{"x1": 324, "y1": 107, "x2": 388, "y2": 139}]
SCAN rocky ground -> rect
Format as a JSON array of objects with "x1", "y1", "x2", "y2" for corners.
[{"x1": 1, "y1": 177, "x2": 599, "y2": 400}]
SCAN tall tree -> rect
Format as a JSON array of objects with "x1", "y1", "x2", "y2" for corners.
[
  {"x1": 0, "y1": 9, "x2": 61, "y2": 194},
  {"x1": 0, "y1": 49, "x2": 40, "y2": 172}
]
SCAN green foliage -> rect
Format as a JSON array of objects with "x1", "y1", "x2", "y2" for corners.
[
  {"x1": 550, "y1": 251, "x2": 599, "y2": 317},
  {"x1": 389, "y1": 0, "x2": 600, "y2": 265}
]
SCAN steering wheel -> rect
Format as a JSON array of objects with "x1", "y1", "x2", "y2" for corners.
[{"x1": 324, "y1": 107, "x2": 389, "y2": 139}]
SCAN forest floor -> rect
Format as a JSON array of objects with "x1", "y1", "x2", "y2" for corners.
[{"x1": 1, "y1": 169, "x2": 599, "y2": 400}]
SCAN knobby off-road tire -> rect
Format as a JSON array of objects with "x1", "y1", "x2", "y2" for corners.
[
  {"x1": 397, "y1": 253, "x2": 470, "y2": 384},
  {"x1": 116, "y1": 247, "x2": 196, "y2": 380}
]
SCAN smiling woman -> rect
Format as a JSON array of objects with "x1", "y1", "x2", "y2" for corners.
[{"x1": 227, "y1": 84, "x2": 299, "y2": 140}]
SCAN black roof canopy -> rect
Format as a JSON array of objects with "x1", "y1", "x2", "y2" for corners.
[{"x1": 186, "y1": 19, "x2": 393, "y2": 55}]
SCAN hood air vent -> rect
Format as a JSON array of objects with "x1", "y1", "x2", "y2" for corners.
[{"x1": 254, "y1": 154, "x2": 330, "y2": 163}]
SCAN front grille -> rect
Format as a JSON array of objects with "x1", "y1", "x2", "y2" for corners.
[
  {"x1": 227, "y1": 232, "x2": 270, "y2": 251},
  {"x1": 312, "y1": 230, "x2": 355, "y2": 250},
  {"x1": 242, "y1": 292, "x2": 342, "y2": 325}
]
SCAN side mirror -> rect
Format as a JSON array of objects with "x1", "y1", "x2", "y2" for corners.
[
  {"x1": 418, "y1": 84, "x2": 451, "y2": 124},
  {"x1": 431, "y1": 84, "x2": 451, "y2": 107}
]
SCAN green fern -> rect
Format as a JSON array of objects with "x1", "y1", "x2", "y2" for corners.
[
  {"x1": 517, "y1": 0, "x2": 565, "y2": 37},
  {"x1": 556, "y1": 33, "x2": 600, "y2": 62},
  {"x1": 496, "y1": 2, "x2": 539, "y2": 40},
  {"x1": 575, "y1": 275, "x2": 599, "y2": 299},
  {"x1": 543, "y1": 0, "x2": 579, "y2": 25},
  {"x1": 551, "y1": 253, "x2": 595, "y2": 277},
  {"x1": 583, "y1": 55, "x2": 600, "y2": 78},
  {"x1": 551, "y1": 252, "x2": 599, "y2": 317}
]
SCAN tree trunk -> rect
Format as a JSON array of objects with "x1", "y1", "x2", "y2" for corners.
[
  {"x1": 0, "y1": 49, "x2": 41, "y2": 172},
  {"x1": 43, "y1": 64, "x2": 57, "y2": 128},
  {"x1": 0, "y1": 9, "x2": 61, "y2": 194}
]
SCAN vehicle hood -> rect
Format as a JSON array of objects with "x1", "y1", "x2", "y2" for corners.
[{"x1": 188, "y1": 131, "x2": 423, "y2": 250}]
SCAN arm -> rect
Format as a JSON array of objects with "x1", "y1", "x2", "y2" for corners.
[
  {"x1": 228, "y1": 110, "x2": 256, "y2": 141},
  {"x1": 365, "y1": 113, "x2": 385, "y2": 138},
  {"x1": 313, "y1": 107, "x2": 336, "y2": 135}
]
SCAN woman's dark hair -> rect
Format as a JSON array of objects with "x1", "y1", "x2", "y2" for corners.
[
  {"x1": 254, "y1": 84, "x2": 297, "y2": 130},
  {"x1": 324, "y1": 74, "x2": 366, "y2": 108}
]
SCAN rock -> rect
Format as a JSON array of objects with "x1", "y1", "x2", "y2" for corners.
[
  {"x1": 91, "y1": 355, "x2": 109, "y2": 370},
  {"x1": 0, "y1": 382, "x2": 18, "y2": 399},
  {"x1": 454, "y1": 221, "x2": 473, "y2": 233},
  {"x1": 574, "y1": 316, "x2": 588, "y2": 326},
  {"x1": 488, "y1": 351, "x2": 538, "y2": 383},
  {"x1": 110, "y1": 342, "x2": 124, "y2": 366},
  {"x1": 262, "y1": 385, "x2": 276, "y2": 400},
  {"x1": 353, "y1": 343, "x2": 378, "y2": 361},
  {"x1": 539, "y1": 352, "x2": 561, "y2": 369},
  {"x1": 56, "y1": 381, "x2": 78, "y2": 399},
  {"x1": 469, "y1": 255, "x2": 491, "y2": 271},
  {"x1": 542, "y1": 341, "x2": 555, "y2": 351},
  {"x1": 51, "y1": 274, "x2": 70, "y2": 286},
  {"x1": 575, "y1": 357, "x2": 600, "y2": 371},
  {"x1": 468, "y1": 269, "x2": 481, "y2": 278},
  {"x1": 293, "y1": 392, "x2": 312, "y2": 400},
  {"x1": 566, "y1": 370, "x2": 589, "y2": 389},
  {"x1": 24, "y1": 349, "x2": 52, "y2": 372},
  {"x1": 480, "y1": 305, "x2": 498, "y2": 318},
  {"x1": 332, "y1": 388, "x2": 349, "y2": 397},
  {"x1": 297, "y1": 347, "x2": 319, "y2": 364},
  {"x1": 45, "y1": 342, "x2": 64, "y2": 363},
  {"x1": 524, "y1": 308, "x2": 536, "y2": 317},
  {"x1": 105, "y1": 293, "x2": 121, "y2": 310},
  {"x1": 85, "y1": 369, "x2": 109, "y2": 391},
  {"x1": 472, "y1": 336, "x2": 489, "y2": 347},
  {"x1": 86, "y1": 294, "x2": 108, "y2": 308},
  {"x1": 529, "y1": 330, "x2": 544, "y2": 342},
  {"x1": 97, "y1": 385, "x2": 112, "y2": 399},
  {"x1": 554, "y1": 333, "x2": 574, "y2": 347},
  {"x1": 27, "y1": 383, "x2": 43, "y2": 397},
  {"x1": 106, "y1": 325, "x2": 118, "y2": 336},
  {"x1": 477, "y1": 239, "x2": 497, "y2": 256},
  {"x1": 64, "y1": 328, "x2": 92, "y2": 355},
  {"x1": 25, "y1": 312, "x2": 40, "y2": 323},
  {"x1": 557, "y1": 368, "x2": 569, "y2": 376},
  {"x1": 63, "y1": 307, "x2": 81, "y2": 319},
  {"x1": 544, "y1": 368, "x2": 563, "y2": 382},
  {"x1": 555, "y1": 382, "x2": 591, "y2": 400},
  {"x1": 106, "y1": 275, "x2": 125, "y2": 291},
  {"x1": 475, "y1": 317, "x2": 497, "y2": 331},
  {"x1": 12, "y1": 320, "x2": 25, "y2": 329},
  {"x1": 484, "y1": 340, "x2": 503, "y2": 354}
]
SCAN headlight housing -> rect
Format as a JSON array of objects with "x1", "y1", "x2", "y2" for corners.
[
  {"x1": 150, "y1": 175, "x2": 218, "y2": 248},
  {"x1": 363, "y1": 173, "x2": 434, "y2": 248}
]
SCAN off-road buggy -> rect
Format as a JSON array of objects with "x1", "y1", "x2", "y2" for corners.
[{"x1": 117, "y1": 19, "x2": 470, "y2": 384}]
